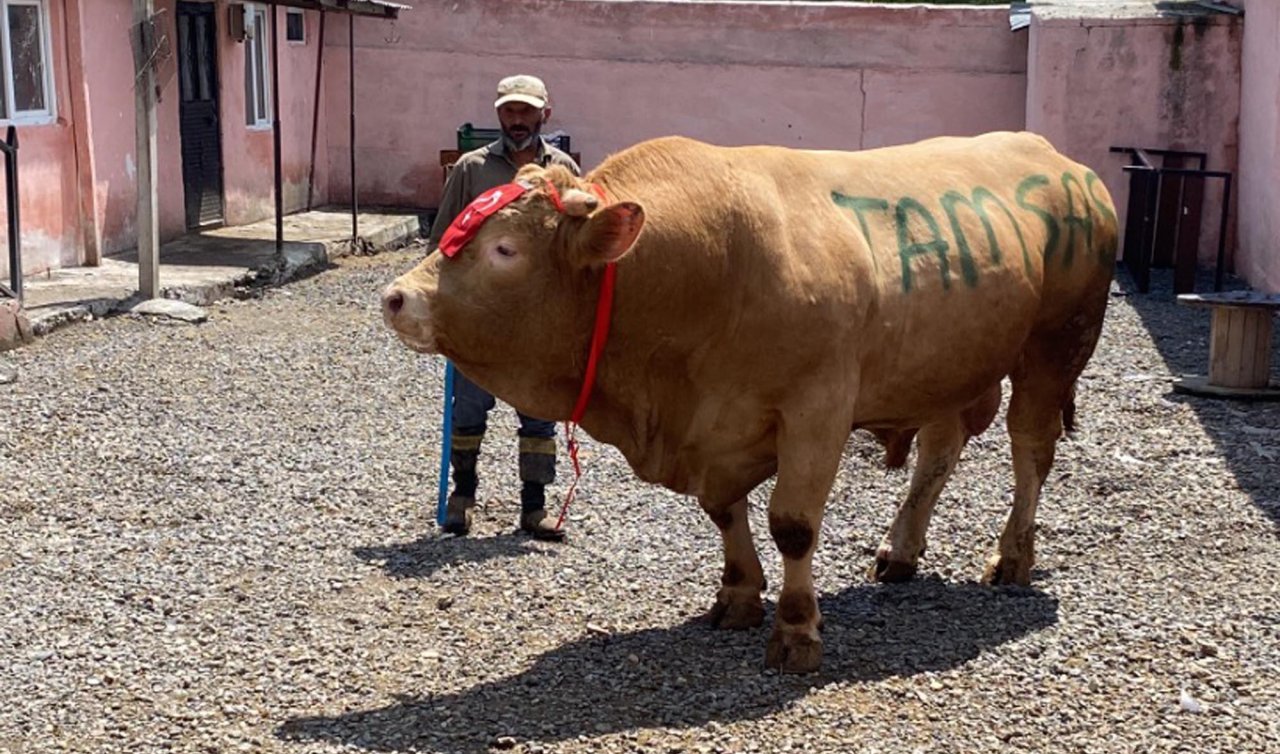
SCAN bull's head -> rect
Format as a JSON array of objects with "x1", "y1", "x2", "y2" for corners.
[{"x1": 381, "y1": 164, "x2": 645, "y2": 418}]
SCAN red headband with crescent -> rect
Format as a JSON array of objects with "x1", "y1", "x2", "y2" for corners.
[{"x1": 437, "y1": 181, "x2": 531, "y2": 258}]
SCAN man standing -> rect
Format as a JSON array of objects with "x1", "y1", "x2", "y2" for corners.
[{"x1": 428, "y1": 75, "x2": 579, "y2": 541}]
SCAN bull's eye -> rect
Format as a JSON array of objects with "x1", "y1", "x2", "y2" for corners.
[{"x1": 495, "y1": 244, "x2": 517, "y2": 258}]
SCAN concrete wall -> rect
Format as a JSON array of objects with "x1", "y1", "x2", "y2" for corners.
[
  {"x1": 325, "y1": 0, "x2": 1028, "y2": 209},
  {"x1": 6, "y1": 0, "x2": 1274, "y2": 292},
  {"x1": 75, "y1": 0, "x2": 185, "y2": 258},
  {"x1": 1236, "y1": 0, "x2": 1280, "y2": 292},
  {"x1": 1025, "y1": 6, "x2": 1242, "y2": 269},
  {"x1": 215, "y1": 2, "x2": 330, "y2": 226},
  {"x1": 145, "y1": 2, "x2": 329, "y2": 236}
]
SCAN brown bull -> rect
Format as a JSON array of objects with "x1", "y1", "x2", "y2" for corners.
[{"x1": 382, "y1": 132, "x2": 1117, "y2": 673}]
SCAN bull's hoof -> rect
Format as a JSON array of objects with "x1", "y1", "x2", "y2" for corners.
[
  {"x1": 869, "y1": 556, "x2": 918, "y2": 583},
  {"x1": 982, "y1": 554, "x2": 1032, "y2": 586},
  {"x1": 705, "y1": 594, "x2": 765, "y2": 630},
  {"x1": 765, "y1": 626, "x2": 823, "y2": 674}
]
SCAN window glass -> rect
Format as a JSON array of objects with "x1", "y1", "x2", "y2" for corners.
[
  {"x1": 286, "y1": 10, "x2": 304, "y2": 43},
  {"x1": 7, "y1": 3, "x2": 46, "y2": 112},
  {"x1": 179, "y1": 14, "x2": 194, "y2": 102},
  {"x1": 244, "y1": 7, "x2": 271, "y2": 125},
  {"x1": 194, "y1": 14, "x2": 211, "y2": 101}
]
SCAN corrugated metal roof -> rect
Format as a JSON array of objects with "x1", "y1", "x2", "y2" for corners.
[
  {"x1": 267, "y1": 0, "x2": 410, "y2": 19},
  {"x1": 1010, "y1": 1, "x2": 1031, "y2": 30}
]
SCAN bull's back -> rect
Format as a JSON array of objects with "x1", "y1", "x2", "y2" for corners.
[
  {"x1": 721, "y1": 133, "x2": 1116, "y2": 425},
  {"x1": 784, "y1": 132, "x2": 1117, "y2": 424},
  {"x1": 592, "y1": 133, "x2": 1116, "y2": 433}
]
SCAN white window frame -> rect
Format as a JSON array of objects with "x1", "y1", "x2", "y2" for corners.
[
  {"x1": 244, "y1": 3, "x2": 272, "y2": 129},
  {"x1": 0, "y1": 0, "x2": 56, "y2": 125},
  {"x1": 285, "y1": 8, "x2": 305, "y2": 45}
]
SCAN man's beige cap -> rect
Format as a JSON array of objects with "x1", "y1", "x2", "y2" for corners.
[{"x1": 494, "y1": 75, "x2": 549, "y2": 109}]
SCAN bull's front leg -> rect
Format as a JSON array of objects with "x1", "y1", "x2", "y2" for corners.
[
  {"x1": 700, "y1": 496, "x2": 765, "y2": 629},
  {"x1": 765, "y1": 412, "x2": 849, "y2": 673}
]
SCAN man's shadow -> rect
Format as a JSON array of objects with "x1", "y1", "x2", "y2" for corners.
[
  {"x1": 353, "y1": 530, "x2": 560, "y2": 580},
  {"x1": 279, "y1": 578, "x2": 1057, "y2": 753}
]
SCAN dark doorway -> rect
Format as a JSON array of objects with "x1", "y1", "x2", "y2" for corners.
[{"x1": 177, "y1": 2, "x2": 224, "y2": 228}]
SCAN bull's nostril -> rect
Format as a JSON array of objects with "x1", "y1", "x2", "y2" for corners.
[{"x1": 385, "y1": 290, "x2": 405, "y2": 315}]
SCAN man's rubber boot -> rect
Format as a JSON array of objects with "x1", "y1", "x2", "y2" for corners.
[
  {"x1": 518, "y1": 437, "x2": 563, "y2": 542},
  {"x1": 442, "y1": 436, "x2": 481, "y2": 535},
  {"x1": 442, "y1": 494, "x2": 475, "y2": 536},
  {"x1": 519, "y1": 506, "x2": 565, "y2": 542}
]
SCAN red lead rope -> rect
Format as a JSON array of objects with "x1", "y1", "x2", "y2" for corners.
[{"x1": 555, "y1": 260, "x2": 618, "y2": 530}]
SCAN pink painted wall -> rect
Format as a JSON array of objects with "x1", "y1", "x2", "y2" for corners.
[
  {"x1": 75, "y1": 0, "x2": 185, "y2": 258},
  {"x1": 37, "y1": 0, "x2": 332, "y2": 267},
  {"x1": 7, "y1": 0, "x2": 1273, "y2": 294},
  {"x1": 1025, "y1": 9, "x2": 1242, "y2": 270},
  {"x1": 325, "y1": 0, "x2": 1028, "y2": 209},
  {"x1": 0, "y1": 0, "x2": 82, "y2": 280},
  {"x1": 1235, "y1": 0, "x2": 1280, "y2": 292},
  {"x1": 215, "y1": 3, "x2": 329, "y2": 225}
]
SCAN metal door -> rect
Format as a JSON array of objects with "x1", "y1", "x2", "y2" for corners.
[{"x1": 177, "y1": 2, "x2": 224, "y2": 228}]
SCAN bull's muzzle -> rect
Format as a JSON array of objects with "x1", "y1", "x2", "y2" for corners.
[
  {"x1": 381, "y1": 282, "x2": 437, "y2": 353},
  {"x1": 382, "y1": 286, "x2": 406, "y2": 318}
]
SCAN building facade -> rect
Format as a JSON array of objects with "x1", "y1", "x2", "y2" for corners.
[{"x1": 0, "y1": 0, "x2": 335, "y2": 281}]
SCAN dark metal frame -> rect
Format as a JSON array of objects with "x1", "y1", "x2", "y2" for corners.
[
  {"x1": 2, "y1": 126, "x2": 19, "y2": 302},
  {"x1": 266, "y1": 2, "x2": 384, "y2": 257},
  {"x1": 1110, "y1": 146, "x2": 1233, "y2": 294}
]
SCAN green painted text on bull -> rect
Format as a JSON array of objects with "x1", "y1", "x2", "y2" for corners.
[
  {"x1": 833, "y1": 171, "x2": 1103, "y2": 294},
  {"x1": 941, "y1": 187, "x2": 1034, "y2": 286},
  {"x1": 895, "y1": 197, "x2": 952, "y2": 292},
  {"x1": 1059, "y1": 173, "x2": 1093, "y2": 269}
]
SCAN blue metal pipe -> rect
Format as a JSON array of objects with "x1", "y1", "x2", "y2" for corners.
[{"x1": 437, "y1": 360, "x2": 455, "y2": 526}]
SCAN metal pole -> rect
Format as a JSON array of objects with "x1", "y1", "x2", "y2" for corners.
[
  {"x1": 1214, "y1": 175, "x2": 1232, "y2": 292},
  {"x1": 437, "y1": 361, "x2": 455, "y2": 527},
  {"x1": 133, "y1": 0, "x2": 159, "y2": 299},
  {"x1": 271, "y1": 3, "x2": 283, "y2": 258},
  {"x1": 349, "y1": 14, "x2": 358, "y2": 242},
  {"x1": 5, "y1": 127, "x2": 20, "y2": 302},
  {"x1": 306, "y1": 10, "x2": 326, "y2": 211}
]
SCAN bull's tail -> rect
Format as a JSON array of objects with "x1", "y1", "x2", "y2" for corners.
[{"x1": 1062, "y1": 382, "x2": 1078, "y2": 436}]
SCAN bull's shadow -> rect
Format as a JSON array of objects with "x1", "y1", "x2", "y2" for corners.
[
  {"x1": 278, "y1": 578, "x2": 1057, "y2": 753},
  {"x1": 1117, "y1": 265, "x2": 1280, "y2": 527},
  {"x1": 353, "y1": 531, "x2": 558, "y2": 580}
]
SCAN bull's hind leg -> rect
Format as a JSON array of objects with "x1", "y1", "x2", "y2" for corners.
[
  {"x1": 984, "y1": 370, "x2": 1072, "y2": 586},
  {"x1": 870, "y1": 416, "x2": 967, "y2": 583},
  {"x1": 701, "y1": 496, "x2": 766, "y2": 629}
]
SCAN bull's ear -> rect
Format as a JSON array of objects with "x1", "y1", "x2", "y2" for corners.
[{"x1": 577, "y1": 202, "x2": 645, "y2": 266}]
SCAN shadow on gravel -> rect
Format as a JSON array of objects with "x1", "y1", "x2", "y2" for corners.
[
  {"x1": 279, "y1": 577, "x2": 1057, "y2": 753},
  {"x1": 1118, "y1": 265, "x2": 1280, "y2": 527},
  {"x1": 353, "y1": 532, "x2": 557, "y2": 580}
]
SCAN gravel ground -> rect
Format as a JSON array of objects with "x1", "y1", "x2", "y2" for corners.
[{"x1": 2, "y1": 247, "x2": 1278, "y2": 754}]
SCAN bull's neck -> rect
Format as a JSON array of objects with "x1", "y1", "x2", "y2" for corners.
[{"x1": 449, "y1": 271, "x2": 605, "y2": 425}]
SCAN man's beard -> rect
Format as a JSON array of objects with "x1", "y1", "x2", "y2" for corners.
[{"x1": 501, "y1": 121, "x2": 542, "y2": 152}]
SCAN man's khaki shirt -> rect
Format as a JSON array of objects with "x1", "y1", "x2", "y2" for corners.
[{"x1": 428, "y1": 138, "x2": 581, "y2": 248}]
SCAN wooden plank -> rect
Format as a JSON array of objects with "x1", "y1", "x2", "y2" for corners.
[
  {"x1": 1178, "y1": 291, "x2": 1280, "y2": 309},
  {"x1": 1246, "y1": 312, "x2": 1273, "y2": 386},
  {"x1": 1125, "y1": 171, "x2": 1157, "y2": 293},
  {"x1": 1173, "y1": 375, "x2": 1280, "y2": 401},
  {"x1": 1209, "y1": 306, "x2": 1231, "y2": 385},
  {"x1": 1208, "y1": 307, "x2": 1274, "y2": 389},
  {"x1": 1153, "y1": 172, "x2": 1181, "y2": 268},
  {"x1": 1173, "y1": 174, "x2": 1204, "y2": 295}
]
